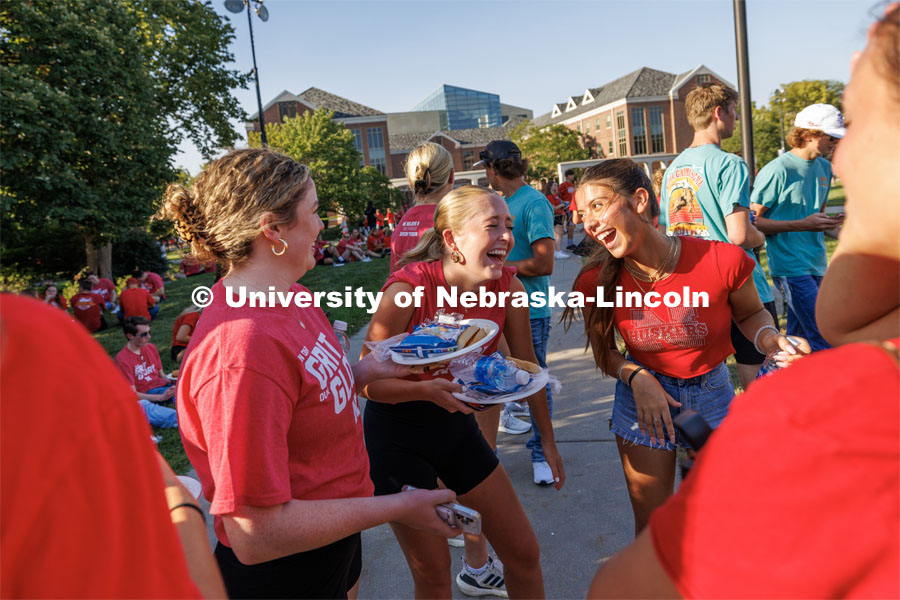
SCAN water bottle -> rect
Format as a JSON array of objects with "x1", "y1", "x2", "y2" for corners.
[
  {"x1": 333, "y1": 320, "x2": 351, "y2": 357},
  {"x1": 451, "y1": 353, "x2": 530, "y2": 393},
  {"x1": 756, "y1": 336, "x2": 801, "y2": 378}
]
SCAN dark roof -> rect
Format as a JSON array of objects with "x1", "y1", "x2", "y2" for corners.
[
  {"x1": 298, "y1": 87, "x2": 384, "y2": 118},
  {"x1": 541, "y1": 67, "x2": 678, "y2": 126},
  {"x1": 388, "y1": 117, "x2": 527, "y2": 153}
]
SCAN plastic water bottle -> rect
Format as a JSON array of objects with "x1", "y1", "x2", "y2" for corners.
[
  {"x1": 333, "y1": 320, "x2": 351, "y2": 357},
  {"x1": 451, "y1": 353, "x2": 530, "y2": 393},
  {"x1": 756, "y1": 335, "x2": 801, "y2": 378}
]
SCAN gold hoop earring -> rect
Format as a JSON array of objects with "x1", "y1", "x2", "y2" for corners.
[
  {"x1": 450, "y1": 249, "x2": 463, "y2": 264},
  {"x1": 271, "y1": 238, "x2": 288, "y2": 256}
]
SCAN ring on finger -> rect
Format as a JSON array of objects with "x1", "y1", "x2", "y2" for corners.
[{"x1": 652, "y1": 417, "x2": 661, "y2": 423}]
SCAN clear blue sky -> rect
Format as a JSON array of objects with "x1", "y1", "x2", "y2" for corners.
[{"x1": 175, "y1": 0, "x2": 879, "y2": 174}]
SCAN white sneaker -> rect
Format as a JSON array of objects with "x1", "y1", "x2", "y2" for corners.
[
  {"x1": 532, "y1": 460, "x2": 554, "y2": 486},
  {"x1": 456, "y1": 556, "x2": 507, "y2": 598},
  {"x1": 447, "y1": 534, "x2": 465, "y2": 547},
  {"x1": 554, "y1": 251, "x2": 571, "y2": 259},
  {"x1": 361, "y1": 257, "x2": 372, "y2": 262},
  {"x1": 498, "y1": 409, "x2": 531, "y2": 435},
  {"x1": 505, "y1": 401, "x2": 530, "y2": 417}
]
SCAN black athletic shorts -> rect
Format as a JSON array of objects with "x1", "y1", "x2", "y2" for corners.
[
  {"x1": 170, "y1": 344, "x2": 186, "y2": 364},
  {"x1": 364, "y1": 399, "x2": 500, "y2": 496},
  {"x1": 731, "y1": 300, "x2": 779, "y2": 365},
  {"x1": 214, "y1": 533, "x2": 362, "y2": 599},
  {"x1": 553, "y1": 213, "x2": 565, "y2": 227}
]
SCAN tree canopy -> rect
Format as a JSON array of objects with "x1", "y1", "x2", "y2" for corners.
[
  {"x1": 510, "y1": 121, "x2": 591, "y2": 185},
  {"x1": 250, "y1": 109, "x2": 403, "y2": 222},
  {"x1": 1, "y1": 0, "x2": 248, "y2": 276}
]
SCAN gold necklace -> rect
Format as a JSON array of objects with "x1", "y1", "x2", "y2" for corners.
[{"x1": 624, "y1": 237, "x2": 677, "y2": 283}]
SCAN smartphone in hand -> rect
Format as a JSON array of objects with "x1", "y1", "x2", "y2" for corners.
[{"x1": 403, "y1": 486, "x2": 483, "y2": 535}]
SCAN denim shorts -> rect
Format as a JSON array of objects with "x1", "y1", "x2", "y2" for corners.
[{"x1": 610, "y1": 361, "x2": 735, "y2": 451}]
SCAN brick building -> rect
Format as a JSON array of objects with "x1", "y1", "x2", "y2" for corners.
[
  {"x1": 247, "y1": 87, "x2": 393, "y2": 176},
  {"x1": 532, "y1": 65, "x2": 733, "y2": 166}
]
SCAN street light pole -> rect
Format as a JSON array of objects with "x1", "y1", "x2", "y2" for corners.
[
  {"x1": 777, "y1": 87, "x2": 786, "y2": 154},
  {"x1": 225, "y1": 0, "x2": 269, "y2": 146},
  {"x1": 246, "y1": 2, "x2": 266, "y2": 147},
  {"x1": 733, "y1": 0, "x2": 755, "y2": 183}
]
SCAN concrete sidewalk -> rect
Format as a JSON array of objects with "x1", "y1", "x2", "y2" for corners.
[{"x1": 355, "y1": 248, "x2": 634, "y2": 599}]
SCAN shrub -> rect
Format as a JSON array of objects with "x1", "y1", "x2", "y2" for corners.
[{"x1": 112, "y1": 229, "x2": 168, "y2": 278}]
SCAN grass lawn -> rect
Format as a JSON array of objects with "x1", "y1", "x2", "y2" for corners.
[
  {"x1": 827, "y1": 180, "x2": 845, "y2": 207},
  {"x1": 92, "y1": 258, "x2": 390, "y2": 473}
]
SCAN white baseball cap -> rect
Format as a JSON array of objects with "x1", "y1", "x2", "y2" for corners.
[{"x1": 793, "y1": 104, "x2": 846, "y2": 138}]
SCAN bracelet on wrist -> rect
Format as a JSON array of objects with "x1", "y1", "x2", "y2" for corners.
[
  {"x1": 627, "y1": 367, "x2": 646, "y2": 387},
  {"x1": 753, "y1": 325, "x2": 780, "y2": 354},
  {"x1": 169, "y1": 502, "x2": 205, "y2": 519},
  {"x1": 616, "y1": 362, "x2": 630, "y2": 383}
]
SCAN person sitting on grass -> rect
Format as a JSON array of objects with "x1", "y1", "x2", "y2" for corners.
[
  {"x1": 349, "y1": 228, "x2": 382, "y2": 260},
  {"x1": 117, "y1": 277, "x2": 158, "y2": 321},
  {"x1": 314, "y1": 233, "x2": 345, "y2": 266},
  {"x1": 170, "y1": 306, "x2": 202, "y2": 363},
  {"x1": 367, "y1": 226, "x2": 388, "y2": 256},
  {"x1": 114, "y1": 316, "x2": 177, "y2": 429},
  {"x1": 87, "y1": 272, "x2": 116, "y2": 310},
  {"x1": 135, "y1": 269, "x2": 166, "y2": 302},
  {"x1": 70, "y1": 279, "x2": 108, "y2": 333},
  {"x1": 42, "y1": 284, "x2": 67, "y2": 310}
]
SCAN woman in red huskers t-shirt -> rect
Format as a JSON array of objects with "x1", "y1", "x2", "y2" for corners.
[
  {"x1": 157, "y1": 148, "x2": 460, "y2": 599},
  {"x1": 361, "y1": 185, "x2": 565, "y2": 598},
  {"x1": 561, "y1": 159, "x2": 807, "y2": 536},
  {"x1": 390, "y1": 141, "x2": 454, "y2": 272}
]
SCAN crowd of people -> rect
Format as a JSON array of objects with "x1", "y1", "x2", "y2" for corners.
[{"x1": 2, "y1": 5, "x2": 897, "y2": 598}]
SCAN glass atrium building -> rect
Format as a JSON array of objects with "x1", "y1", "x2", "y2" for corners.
[{"x1": 411, "y1": 85, "x2": 502, "y2": 130}]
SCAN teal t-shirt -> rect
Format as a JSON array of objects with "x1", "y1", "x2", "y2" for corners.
[
  {"x1": 660, "y1": 144, "x2": 773, "y2": 303},
  {"x1": 751, "y1": 152, "x2": 831, "y2": 277},
  {"x1": 506, "y1": 184, "x2": 555, "y2": 319}
]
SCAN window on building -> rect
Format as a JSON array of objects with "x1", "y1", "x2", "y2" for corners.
[
  {"x1": 278, "y1": 102, "x2": 297, "y2": 122},
  {"x1": 595, "y1": 118, "x2": 601, "y2": 130},
  {"x1": 606, "y1": 114, "x2": 612, "y2": 129},
  {"x1": 648, "y1": 106, "x2": 665, "y2": 153},
  {"x1": 463, "y1": 150, "x2": 474, "y2": 170},
  {"x1": 366, "y1": 127, "x2": 386, "y2": 175},
  {"x1": 631, "y1": 107, "x2": 647, "y2": 155},
  {"x1": 616, "y1": 110, "x2": 627, "y2": 156},
  {"x1": 585, "y1": 121, "x2": 591, "y2": 133},
  {"x1": 608, "y1": 140, "x2": 614, "y2": 155},
  {"x1": 696, "y1": 73, "x2": 711, "y2": 85},
  {"x1": 351, "y1": 129, "x2": 364, "y2": 167}
]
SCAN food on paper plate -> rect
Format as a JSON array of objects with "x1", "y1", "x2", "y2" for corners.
[{"x1": 390, "y1": 323, "x2": 485, "y2": 359}]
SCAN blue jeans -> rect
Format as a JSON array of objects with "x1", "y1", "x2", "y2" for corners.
[
  {"x1": 525, "y1": 317, "x2": 552, "y2": 463},
  {"x1": 140, "y1": 385, "x2": 178, "y2": 428},
  {"x1": 610, "y1": 361, "x2": 734, "y2": 451},
  {"x1": 774, "y1": 275, "x2": 831, "y2": 352},
  {"x1": 116, "y1": 305, "x2": 160, "y2": 321}
]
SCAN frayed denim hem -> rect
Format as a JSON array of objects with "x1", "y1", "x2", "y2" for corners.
[{"x1": 610, "y1": 423, "x2": 679, "y2": 452}]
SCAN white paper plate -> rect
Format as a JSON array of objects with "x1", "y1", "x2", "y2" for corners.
[
  {"x1": 453, "y1": 369, "x2": 549, "y2": 405},
  {"x1": 390, "y1": 318, "x2": 500, "y2": 366},
  {"x1": 176, "y1": 475, "x2": 203, "y2": 499}
]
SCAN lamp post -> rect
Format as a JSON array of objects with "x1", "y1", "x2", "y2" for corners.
[
  {"x1": 776, "y1": 87, "x2": 786, "y2": 155},
  {"x1": 224, "y1": 0, "x2": 269, "y2": 147}
]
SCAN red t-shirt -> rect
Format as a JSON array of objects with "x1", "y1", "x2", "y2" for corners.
[
  {"x1": 141, "y1": 272, "x2": 165, "y2": 297},
  {"x1": 178, "y1": 280, "x2": 372, "y2": 546},
  {"x1": 390, "y1": 204, "x2": 437, "y2": 273},
  {"x1": 650, "y1": 339, "x2": 900, "y2": 598},
  {"x1": 181, "y1": 256, "x2": 205, "y2": 276},
  {"x1": 115, "y1": 343, "x2": 169, "y2": 393},
  {"x1": 575, "y1": 237, "x2": 754, "y2": 377},
  {"x1": 70, "y1": 291, "x2": 106, "y2": 332},
  {"x1": 172, "y1": 311, "x2": 201, "y2": 348},
  {"x1": 45, "y1": 295, "x2": 68, "y2": 310},
  {"x1": 91, "y1": 277, "x2": 116, "y2": 303},
  {"x1": 0, "y1": 296, "x2": 199, "y2": 598},
  {"x1": 376, "y1": 212, "x2": 385, "y2": 227},
  {"x1": 367, "y1": 231, "x2": 385, "y2": 252},
  {"x1": 386, "y1": 209, "x2": 396, "y2": 225},
  {"x1": 382, "y1": 261, "x2": 515, "y2": 385},
  {"x1": 119, "y1": 286, "x2": 156, "y2": 319},
  {"x1": 559, "y1": 180, "x2": 577, "y2": 213}
]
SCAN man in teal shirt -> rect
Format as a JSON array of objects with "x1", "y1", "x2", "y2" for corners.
[
  {"x1": 659, "y1": 83, "x2": 770, "y2": 387},
  {"x1": 477, "y1": 140, "x2": 558, "y2": 486},
  {"x1": 750, "y1": 104, "x2": 845, "y2": 352}
]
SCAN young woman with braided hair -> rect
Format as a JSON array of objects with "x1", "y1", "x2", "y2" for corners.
[
  {"x1": 561, "y1": 159, "x2": 808, "y2": 536},
  {"x1": 158, "y1": 147, "x2": 461, "y2": 599}
]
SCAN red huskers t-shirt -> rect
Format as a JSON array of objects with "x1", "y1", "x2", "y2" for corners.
[
  {"x1": 382, "y1": 261, "x2": 516, "y2": 385},
  {"x1": 119, "y1": 287, "x2": 155, "y2": 319},
  {"x1": 116, "y1": 343, "x2": 169, "y2": 393},
  {"x1": 575, "y1": 237, "x2": 754, "y2": 377},
  {"x1": 0, "y1": 296, "x2": 199, "y2": 598},
  {"x1": 141, "y1": 271, "x2": 165, "y2": 296},
  {"x1": 390, "y1": 204, "x2": 437, "y2": 273},
  {"x1": 177, "y1": 280, "x2": 372, "y2": 546},
  {"x1": 70, "y1": 291, "x2": 106, "y2": 332},
  {"x1": 650, "y1": 339, "x2": 900, "y2": 598},
  {"x1": 559, "y1": 180, "x2": 577, "y2": 213},
  {"x1": 91, "y1": 277, "x2": 116, "y2": 303}
]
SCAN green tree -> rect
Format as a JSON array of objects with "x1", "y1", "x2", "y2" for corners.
[
  {"x1": 1, "y1": 0, "x2": 248, "y2": 278},
  {"x1": 250, "y1": 109, "x2": 401, "y2": 222},
  {"x1": 510, "y1": 121, "x2": 591, "y2": 185}
]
